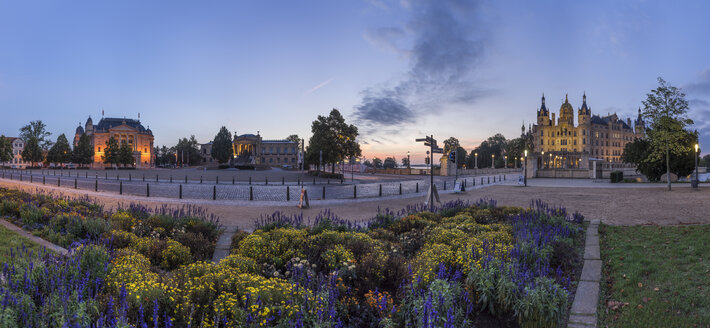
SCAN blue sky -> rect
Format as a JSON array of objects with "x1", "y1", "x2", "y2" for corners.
[{"x1": 1, "y1": 0, "x2": 709, "y2": 163}]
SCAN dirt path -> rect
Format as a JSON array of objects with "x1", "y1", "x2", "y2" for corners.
[{"x1": 3, "y1": 179, "x2": 709, "y2": 229}]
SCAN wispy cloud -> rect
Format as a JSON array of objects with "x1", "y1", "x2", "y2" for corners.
[
  {"x1": 353, "y1": 0, "x2": 489, "y2": 141},
  {"x1": 303, "y1": 77, "x2": 334, "y2": 96},
  {"x1": 685, "y1": 68, "x2": 710, "y2": 95}
]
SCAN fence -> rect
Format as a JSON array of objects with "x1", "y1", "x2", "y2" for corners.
[{"x1": 0, "y1": 168, "x2": 513, "y2": 202}]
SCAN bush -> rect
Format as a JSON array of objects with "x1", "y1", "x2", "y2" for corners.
[
  {"x1": 0, "y1": 199, "x2": 19, "y2": 217},
  {"x1": 308, "y1": 170, "x2": 344, "y2": 180},
  {"x1": 235, "y1": 228, "x2": 308, "y2": 267},
  {"x1": 160, "y1": 239, "x2": 192, "y2": 270},
  {"x1": 230, "y1": 229, "x2": 250, "y2": 251},
  {"x1": 79, "y1": 245, "x2": 111, "y2": 282},
  {"x1": 19, "y1": 204, "x2": 46, "y2": 227},
  {"x1": 610, "y1": 170, "x2": 623, "y2": 183},
  {"x1": 109, "y1": 211, "x2": 135, "y2": 231},
  {"x1": 173, "y1": 231, "x2": 214, "y2": 261},
  {"x1": 219, "y1": 254, "x2": 259, "y2": 274}
]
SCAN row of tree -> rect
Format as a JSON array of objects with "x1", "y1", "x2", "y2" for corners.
[{"x1": 0, "y1": 121, "x2": 95, "y2": 167}]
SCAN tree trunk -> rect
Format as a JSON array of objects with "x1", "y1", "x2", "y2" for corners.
[{"x1": 666, "y1": 146, "x2": 671, "y2": 191}]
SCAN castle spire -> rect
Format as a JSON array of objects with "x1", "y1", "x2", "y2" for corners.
[
  {"x1": 565, "y1": 94, "x2": 568, "y2": 103},
  {"x1": 542, "y1": 93, "x2": 545, "y2": 105}
]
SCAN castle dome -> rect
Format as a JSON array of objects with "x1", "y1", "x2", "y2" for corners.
[
  {"x1": 75, "y1": 125, "x2": 84, "y2": 135},
  {"x1": 560, "y1": 94, "x2": 574, "y2": 116}
]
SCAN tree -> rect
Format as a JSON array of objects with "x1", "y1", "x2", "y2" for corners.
[
  {"x1": 372, "y1": 157, "x2": 383, "y2": 169},
  {"x1": 19, "y1": 120, "x2": 52, "y2": 150},
  {"x1": 0, "y1": 136, "x2": 12, "y2": 163},
  {"x1": 21, "y1": 137, "x2": 44, "y2": 167},
  {"x1": 401, "y1": 156, "x2": 410, "y2": 168},
  {"x1": 443, "y1": 137, "x2": 460, "y2": 155},
  {"x1": 286, "y1": 134, "x2": 301, "y2": 146},
  {"x1": 155, "y1": 146, "x2": 177, "y2": 167},
  {"x1": 175, "y1": 135, "x2": 202, "y2": 166},
  {"x1": 622, "y1": 132, "x2": 698, "y2": 182},
  {"x1": 702, "y1": 154, "x2": 710, "y2": 168},
  {"x1": 468, "y1": 133, "x2": 507, "y2": 168},
  {"x1": 642, "y1": 77, "x2": 694, "y2": 190},
  {"x1": 47, "y1": 134, "x2": 72, "y2": 165},
  {"x1": 102, "y1": 136, "x2": 120, "y2": 167},
  {"x1": 211, "y1": 126, "x2": 233, "y2": 164},
  {"x1": 118, "y1": 142, "x2": 134, "y2": 167},
  {"x1": 383, "y1": 157, "x2": 397, "y2": 169},
  {"x1": 72, "y1": 133, "x2": 94, "y2": 167},
  {"x1": 305, "y1": 109, "x2": 361, "y2": 173},
  {"x1": 362, "y1": 159, "x2": 372, "y2": 168}
]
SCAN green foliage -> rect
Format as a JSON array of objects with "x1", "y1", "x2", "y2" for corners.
[
  {"x1": 173, "y1": 231, "x2": 214, "y2": 261},
  {"x1": 0, "y1": 135, "x2": 12, "y2": 163},
  {"x1": 160, "y1": 239, "x2": 193, "y2": 270},
  {"x1": 118, "y1": 141, "x2": 134, "y2": 166},
  {"x1": 236, "y1": 228, "x2": 308, "y2": 267},
  {"x1": 305, "y1": 108, "x2": 361, "y2": 172},
  {"x1": 468, "y1": 133, "x2": 508, "y2": 168},
  {"x1": 372, "y1": 157, "x2": 383, "y2": 168},
  {"x1": 443, "y1": 137, "x2": 460, "y2": 155},
  {"x1": 21, "y1": 137, "x2": 44, "y2": 166},
  {"x1": 102, "y1": 136, "x2": 120, "y2": 165},
  {"x1": 610, "y1": 171, "x2": 624, "y2": 183},
  {"x1": 622, "y1": 132, "x2": 698, "y2": 181},
  {"x1": 72, "y1": 133, "x2": 94, "y2": 166},
  {"x1": 383, "y1": 157, "x2": 397, "y2": 169},
  {"x1": 19, "y1": 120, "x2": 52, "y2": 150},
  {"x1": 211, "y1": 126, "x2": 233, "y2": 164},
  {"x1": 47, "y1": 133, "x2": 72, "y2": 164},
  {"x1": 174, "y1": 135, "x2": 202, "y2": 166},
  {"x1": 154, "y1": 145, "x2": 176, "y2": 166},
  {"x1": 514, "y1": 277, "x2": 568, "y2": 328}
]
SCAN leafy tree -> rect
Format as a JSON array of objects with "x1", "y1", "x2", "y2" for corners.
[
  {"x1": 383, "y1": 157, "x2": 397, "y2": 169},
  {"x1": 19, "y1": 120, "x2": 52, "y2": 150},
  {"x1": 175, "y1": 135, "x2": 202, "y2": 166},
  {"x1": 286, "y1": 134, "x2": 301, "y2": 146},
  {"x1": 211, "y1": 126, "x2": 233, "y2": 164},
  {"x1": 452, "y1": 147, "x2": 467, "y2": 168},
  {"x1": 702, "y1": 154, "x2": 710, "y2": 168},
  {"x1": 72, "y1": 133, "x2": 94, "y2": 167},
  {"x1": 118, "y1": 142, "x2": 134, "y2": 167},
  {"x1": 154, "y1": 146, "x2": 177, "y2": 166},
  {"x1": 21, "y1": 137, "x2": 44, "y2": 167},
  {"x1": 401, "y1": 156, "x2": 410, "y2": 168},
  {"x1": 362, "y1": 159, "x2": 372, "y2": 168},
  {"x1": 622, "y1": 132, "x2": 698, "y2": 182},
  {"x1": 0, "y1": 136, "x2": 12, "y2": 163},
  {"x1": 443, "y1": 137, "x2": 460, "y2": 155},
  {"x1": 305, "y1": 109, "x2": 361, "y2": 173},
  {"x1": 372, "y1": 157, "x2": 383, "y2": 169},
  {"x1": 47, "y1": 134, "x2": 72, "y2": 165},
  {"x1": 102, "y1": 136, "x2": 120, "y2": 166},
  {"x1": 468, "y1": 133, "x2": 507, "y2": 168},
  {"x1": 641, "y1": 77, "x2": 694, "y2": 190}
]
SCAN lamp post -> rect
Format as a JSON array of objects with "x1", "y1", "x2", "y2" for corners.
[
  {"x1": 504, "y1": 155, "x2": 507, "y2": 168},
  {"x1": 491, "y1": 154, "x2": 495, "y2": 169},
  {"x1": 541, "y1": 151, "x2": 545, "y2": 168},
  {"x1": 407, "y1": 151, "x2": 411, "y2": 175},
  {"x1": 524, "y1": 150, "x2": 528, "y2": 187},
  {"x1": 693, "y1": 144, "x2": 699, "y2": 188},
  {"x1": 474, "y1": 152, "x2": 478, "y2": 169}
]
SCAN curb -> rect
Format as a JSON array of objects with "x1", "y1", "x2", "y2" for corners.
[
  {"x1": 0, "y1": 219, "x2": 69, "y2": 255},
  {"x1": 568, "y1": 219, "x2": 601, "y2": 328}
]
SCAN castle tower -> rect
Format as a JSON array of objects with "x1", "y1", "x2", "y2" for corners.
[
  {"x1": 578, "y1": 92, "x2": 591, "y2": 125},
  {"x1": 558, "y1": 94, "x2": 574, "y2": 126},
  {"x1": 84, "y1": 116, "x2": 94, "y2": 135},
  {"x1": 537, "y1": 93, "x2": 550, "y2": 126},
  {"x1": 634, "y1": 107, "x2": 645, "y2": 136}
]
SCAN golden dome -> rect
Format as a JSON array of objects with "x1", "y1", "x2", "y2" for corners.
[{"x1": 560, "y1": 94, "x2": 573, "y2": 116}]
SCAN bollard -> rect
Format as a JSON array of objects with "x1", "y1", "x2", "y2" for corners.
[
  {"x1": 249, "y1": 186, "x2": 253, "y2": 200},
  {"x1": 399, "y1": 183, "x2": 402, "y2": 195},
  {"x1": 297, "y1": 178, "x2": 300, "y2": 185},
  {"x1": 156, "y1": 175, "x2": 159, "y2": 182},
  {"x1": 105, "y1": 173, "x2": 107, "y2": 180},
  {"x1": 74, "y1": 178, "x2": 77, "y2": 189},
  {"x1": 116, "y1": 174, "x2": 119, "y2": 181},
  {"x1": 354, "y1": 185, "x2": 357, "y2": 198},
  {"x1": 129, "y1": 174, "x2": 132, "y2": 181},
  {"x1": 85, "y1": 172, "x2": 87, "y2": 178},
  {"x1": 58, "y1": 177, "x2": 60, "y2": 187},
  {"x1": 95, "y1": 179, "x2": 98, "y2": 191},
  {"x1": 340, "y1": 178, "x2": 343, "y2": 184},
  {"x1": 30, "y1": 175, "x2": 33, "y2": 183},
  {"x1": 179, "y1": 184, "x2": 183, "y2": 199},
  {"x1": 322, "y1": 186, "x2": 326, "y2": 199},
  {"x1": 379, "y1": 184, "x2": 382, "y2": 197},
  {"x1": 120, "y1": 181, "x2": 123, "y2": 195},
  {"x1": 313, "y1": 178, "x2": 316, "y2": 184},
  {"x1": 287, "y1": 186, "x2": 290, "y2": 201},
  {"x1": 185, "y1": 176, "x2": 188, "y2": 183},
  {"x1": 213, "y1": 186, "x2": 216, "y2": 200},
  {"x1": 481, "y1": 177, "x2": 483, "y2": 185},
  {"x1": 20, "y1": 174, "x2": 22, "y2": 182},
  {"x1": 200, "y1": 176, "x2": 203, "y2": 184},
  {"x1": 444, "y1": 181, "x2": 446, "y2": 190},
  {"x1": 265, "y1": 177, "x2": 268, "y2": 185},
  {"x1": 494, "y1": 176, "x2": 496, "y2": 183},
  {"x1": 488, "y1": 177, "x2": 490, "y2": 184},
  {"x1": 327, "y1": 179, "x2": 330, "y2": 184},
  {"x1": 216, "y1": 176, "x2": 219, "y2": 184},
  {"x1": 170, "y1": 176, "x2": 173, "y2": 183},
  {"x1": 249, "y1": 177, "x2": 252, "y2": 185},
  {"x1": 232, "y1": 176, "x2": 235, "y2": 185},
  {"x1": 416, "y1": 182, "x2": 419, "y2": 193},
  {"x1": 282, "y1": 177, "x2": 285, "y2": 185},
  {"x1": 146, "y1": 184, "x2": 150, "y2": 197},
  {"x1": 142, "y1": 175, "x2": 145, "y2": 182},
  {"x1": 504, "y1": 175, "x2": 506, "y2": 181},
  {"x1": 473, "y1": 179, "x2": 476, "y2": 186}
]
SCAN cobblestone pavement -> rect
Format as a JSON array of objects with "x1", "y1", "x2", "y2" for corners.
[{"x1": 0, "y1": 169, "x2": 515, "y2": 201}]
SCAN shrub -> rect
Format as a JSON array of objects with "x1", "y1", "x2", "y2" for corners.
[
  {"x1": 106, "y1": 229, "x2": 138, "y2": 249},
  {"x1": 321, "y1": 244, "x2": 355, "y2": 270},
  {"x1": 160, "y1": 239, "x2": 192, "y2": 270},
  {"x1": 514, "y1": 277, "x2": 568, "y2": 328},
  {"x1": 109, "y1": 211, "x2": 135, "y2": 231},
  {"x1": 610, "y1": 170, "x2": 623, "y2": 183},
  {"x1": 0, "y1": 199, "x2": 19, "y2": 217},
  {"x1": 230, "y1": 229, "x2": 250, "y2": 251},
  {"x1": 235, "y1": 228, "x2": 308, "y2": 267},
  {"x1": 19, "y1": 204, "x2": 45, "y2": 227},
  {"x1": 79, "y1": 245, "x2": 111, "y2": 282},
  {"x1": 173, "y1": 231, "x2": 214, "y2": 261},
  {"x1": 218, "y1": 254, "x2": 259, "y2": 274},
  {"x1": 82, "y1": 217, "x2": 111, "y2": 239}
]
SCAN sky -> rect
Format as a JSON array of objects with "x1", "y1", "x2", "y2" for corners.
[{"x1": 1, "y1": 0, "x2": 709, "y2": 163}]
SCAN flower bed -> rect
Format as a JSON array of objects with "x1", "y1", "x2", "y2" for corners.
[{"x1": 0, "y1": 188, "x2": 583, "y2": 327}]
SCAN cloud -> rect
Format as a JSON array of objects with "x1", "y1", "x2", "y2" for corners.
[
  {"x1": 303, "y1": 77, "x2": 334, "y2": 95},
  {"x1": 353, "y1": 0, "x2": 488, "y2": 138},
  {"x1": 684, "y1": 68, "x2": 710, "y2": 95}
]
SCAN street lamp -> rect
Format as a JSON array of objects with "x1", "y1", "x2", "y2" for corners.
[
  {"x1": 491, "y1": 154, "x2": 495, "y2": 169},
  {"x1": 523, "y1": 150, "x2": 528, "y2": 186},
  {"x1": 407, "y1": 151, "x2": 411, "y2": 175},
  {"x1": 504, "y1": 155, "x2": 507, "y2": 168},
  {"x1": 693, "y1": 143, "x2": 699, "y2": 188},
  {"x1": 541, "y1": 151, "x2": 545, "y2": 168},
  {"x1": 474, "y1": 152, "x2": 478, "y2": 169}
]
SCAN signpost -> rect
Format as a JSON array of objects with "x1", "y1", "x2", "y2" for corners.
[{"x1": 416, "y1": 135, "x2": 442, "y2": 211}]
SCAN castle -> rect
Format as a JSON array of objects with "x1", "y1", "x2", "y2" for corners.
[{"x1": 532, "y1": 93, "x2": 644, "y2": 168}]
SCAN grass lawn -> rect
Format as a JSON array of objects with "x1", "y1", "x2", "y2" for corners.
[
  {"x1": 0, "y1": 224, "x2": 46, "y2": 264},
  {"x1": 598, "y1": 224, "x2": 710, "y2": 327}
]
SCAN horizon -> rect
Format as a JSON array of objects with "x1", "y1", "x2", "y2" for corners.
[{"x1": 1, "y1": 0, "x2": 709, "y2": 163}]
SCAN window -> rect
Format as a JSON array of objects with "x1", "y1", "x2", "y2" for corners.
[
  {"x1": 98, "y1": 147, "x2": 101, "y2": 152},
  {"x1": 540, "y1": 140, "x2": 544, "y2": 145},
  {"x1": 583, "y1": 138, "x2": 586, "y2": 145},
  {"x1": 540, "y1": 131, "x2": 544, "y2": 136},
  {"x1": 574, "y1": 131, "x2": 577, "y2": 137},
  {"x1": 269, "y1": 158, "x2": 273, "y2": 163},
  {"x1": 573, "y1": 140, "x2": 577, "y2": 145}
]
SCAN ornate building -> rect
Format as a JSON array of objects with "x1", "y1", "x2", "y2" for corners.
[
  {"x1": 532, "y1": 93, "x2": 645, "y2": 168},
  {"x1": 231, "y1": 132, "x2": 299, "y2": 167},
  {"x1": 0, "y1": 137, "x2": 26, "y2": 169},
  {"x1": 73, "y1": 116, "x2": 154, "y2": 168}
]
